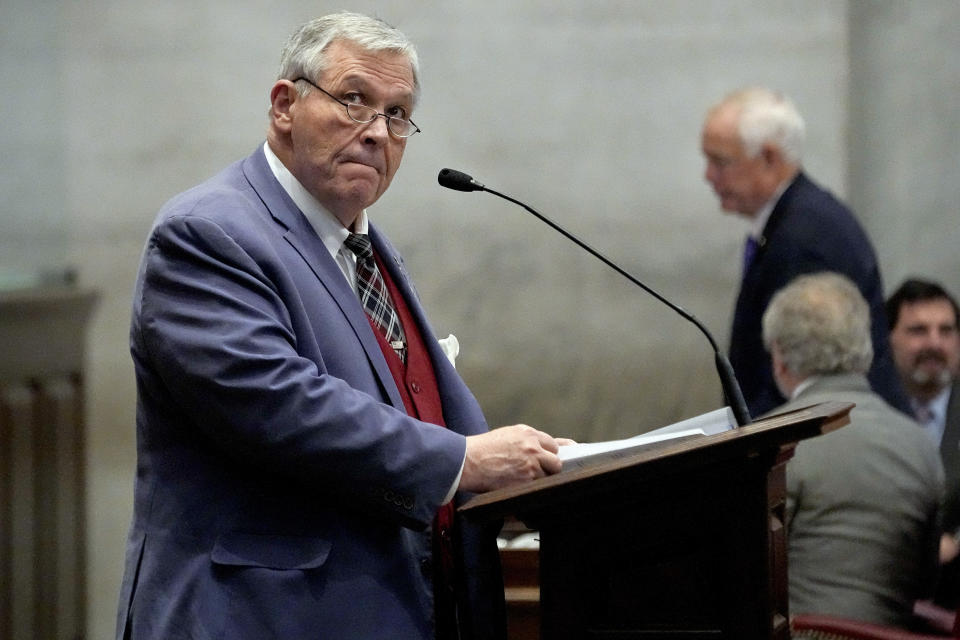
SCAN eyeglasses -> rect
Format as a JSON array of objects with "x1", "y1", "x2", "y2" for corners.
[{"x1": 293, "y1": 77, "x2": 421, "y2": 139}]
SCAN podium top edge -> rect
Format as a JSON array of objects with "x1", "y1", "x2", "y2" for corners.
[{"x1": 458, "y1": 400, "x2": 854, "y2": 520}]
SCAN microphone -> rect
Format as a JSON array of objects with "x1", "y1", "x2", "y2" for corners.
[
  {"x1": 437, "y1": 167, "x2": 752, "y2": 426},
  {"x1": 437, "y1": 168, "x2": 485, "y2": 192}
]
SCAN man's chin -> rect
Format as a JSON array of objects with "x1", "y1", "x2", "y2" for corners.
[
  {"x1": 335, "y1": 170, "x2": 382, "y2": 195},
  {"x1": 342, "y1": 181, "x2": 386, "y2": 210},
  {"x1": 717, "y1": 198, "x2": 751, "y2": 217},
  {"x1": 723, "y1": 206, "x2": 754, "y2": 219}
]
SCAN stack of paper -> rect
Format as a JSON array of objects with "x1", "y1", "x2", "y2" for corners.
[{"x1": 558, "y1": 406, "x2": 736, "y2": 471}]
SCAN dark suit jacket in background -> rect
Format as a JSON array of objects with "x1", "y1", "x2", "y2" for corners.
[
  {"x1": 940, "y1": 382, "x2": 960, "y2": 532},
  {"x1": 934, "y1": 381, "x2": 960, "y2": 607},
  {"x1": 115, "y1": 147, "x2": 505, "y2": 640},
  {"x1": 730, "y1": 172, "x2": 911, "y2": 417}
]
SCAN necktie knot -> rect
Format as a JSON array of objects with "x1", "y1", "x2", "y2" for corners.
[
  {"x1": 344, "y1": 233, "x2": 374, "y2": 262},
  {"x1": 915, "y1": 402, "x2": 935, "y2": 425}
]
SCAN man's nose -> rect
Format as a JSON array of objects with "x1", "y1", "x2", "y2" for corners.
[
  {"x1": 705, "y1": 163, "x2": 717, "y2": 184},
  {"x1": 929, "y1": 329, "x2": 954, "y2": 349},
  {"x1": 917, "y1": 329, "x2": 947, "y2": 353},
  {"x1": 362, "y1": 114, "x2": 391, "y2": 144}
]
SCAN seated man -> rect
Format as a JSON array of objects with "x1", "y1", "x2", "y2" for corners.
[
  {"x1": 887, "y1": 278, "x2": 960, "y2": 608},
  {"x1": 761, "y1": 272, "x2": 944, "y2": 627}
]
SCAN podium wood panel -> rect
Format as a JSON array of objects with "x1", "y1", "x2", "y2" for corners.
[{"x1": 463, "y1": 402, "x2": 853, "y2": 640}]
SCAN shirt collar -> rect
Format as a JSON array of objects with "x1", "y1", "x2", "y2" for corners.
[
  {"x1": 749, "y1": 176, "x2": 793, "y2": 240},
  {"x1": 913, "y1": 385, "x2": 952, "y2": 424},
  {"x1": 262, "y1": 142, "x2": 369, "y2": 261},
  {"x1": 790, "y1": 375, "x2": 820, "y2": 400}
]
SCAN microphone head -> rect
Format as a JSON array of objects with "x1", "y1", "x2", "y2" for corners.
[{"x1": 438, "y1": 168, "x2": 485, "y2": 192}]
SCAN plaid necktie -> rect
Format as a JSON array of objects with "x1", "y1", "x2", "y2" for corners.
[{"x1": 343, "y1": 233, "x2": 406, "y2": 362}]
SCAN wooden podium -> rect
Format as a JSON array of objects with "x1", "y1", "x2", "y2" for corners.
[{"x1": 460, "y1": 401, "x2": 853, "y2": 640}]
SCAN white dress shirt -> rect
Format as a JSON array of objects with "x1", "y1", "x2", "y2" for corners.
[{"x1": 912, "y1": 386, "x2": 951, "y2": 448}]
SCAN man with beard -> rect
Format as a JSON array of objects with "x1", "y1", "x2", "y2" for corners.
[{"x1": 887, "y1": 278, "x2": 960, "y2": 607}]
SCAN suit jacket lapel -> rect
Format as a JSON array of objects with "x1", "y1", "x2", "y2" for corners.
[
  {"x1": 369, "y1": 227, "x2": 460, "y2": 401},
  {"x1": 759, "y1": 173, "x2": 805, "y2": 248},
  {"x1": 941, "y1": 382, "x2": 960, "y2": 480},
  {"x1": 370, "y1": 225, "x2": 491, "y2": 437},
  {"x1": 240, "y1": 148, "x2": 405, "y2": 410},
  {"x1": 368, "y1": 225, "x2": 434, "y2": 358},
  {"x1": 738, "y1": 172, "x2": 807, "y2": 303}
]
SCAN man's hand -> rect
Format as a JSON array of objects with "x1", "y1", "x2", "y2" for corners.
[
  {"x1": 460, "y1": 424, "x2": 567, "y2": 493},
  {"x1": 941, "y1": 533, "x2": 960, "y2": 564}
]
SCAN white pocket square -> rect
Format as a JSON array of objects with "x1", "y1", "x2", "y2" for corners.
[{"x1": 437, "y1": 334, "x2": 460, "y2": 368}]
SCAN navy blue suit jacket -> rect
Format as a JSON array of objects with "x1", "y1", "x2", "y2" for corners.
[
  {"x1": 941, "y1": 382, "x2": 960, "y2": 532},
  {"x1": 116, "y1": 147, "x2": 505, "y2": 639},
  {"x1": 730, "y1": 172, "x2": 911, "y2": 417}
]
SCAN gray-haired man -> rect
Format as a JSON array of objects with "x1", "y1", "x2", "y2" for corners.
[{"x1": 762, "y1": 272, "x2": 943, "y2": 626}]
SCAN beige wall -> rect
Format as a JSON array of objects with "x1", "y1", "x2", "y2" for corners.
[{"x1": 1, "y1": 2, "x2": 957, "y2": 637}]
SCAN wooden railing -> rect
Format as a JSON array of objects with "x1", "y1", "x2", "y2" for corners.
[{"x1": 0, "y1": 286, "x2": 97, "y2": 640}]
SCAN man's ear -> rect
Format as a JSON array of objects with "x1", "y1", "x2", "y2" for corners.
[
  {"x1": 769, "y1": 342, "x2": 798, "y2": 398},
  {"x1": 269, "y1": 80, "x2": 298, "y2": 132},
  {"x1": 770, "y1": 343, "x2": 785, "y2": 375},
  {"x1": 760, "y1": 142, "x2": 783, "y2": 168}
]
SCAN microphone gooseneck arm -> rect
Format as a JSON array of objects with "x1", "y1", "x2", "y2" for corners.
[{"x1": 437, "y1": 168, "x2": 751, "y2": 426}]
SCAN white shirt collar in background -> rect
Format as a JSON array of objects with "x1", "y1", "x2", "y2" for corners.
[
  {"x1": 791, "y1": 376, "x2": 819, "y2": 400},
  {"x1": 912, "y1": 385, "x2": 951, "y2": 447},
  {"x1": 749, "y1": 176, "x2": 793, "y2": 240}
]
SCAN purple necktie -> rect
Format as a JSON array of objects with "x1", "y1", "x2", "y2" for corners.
[{"x1": 743, "y1": 236, "x2": 759, "y2": 275}]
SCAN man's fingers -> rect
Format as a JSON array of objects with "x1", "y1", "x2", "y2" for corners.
[
  {"x1": 460, "y1": 424, "x2": 571, "y2": 493},
  {"x1": 538, "y1": 450, "x2": 562, "y2": 476},
  {"x1": 533, "y1": 429, "x2": 561, "y2": 454}
]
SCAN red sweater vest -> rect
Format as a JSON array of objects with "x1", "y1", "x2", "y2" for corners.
[{"x1": 369, "y1": 252, "x2": 458, "y2": 635}]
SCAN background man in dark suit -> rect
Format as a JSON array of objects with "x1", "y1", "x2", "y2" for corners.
[
  {"x1": 115, "y1": 12, "x2": 568, "y2": 640},
  {"x1": 888, "y1": 278, "x2": 960, "y2": 607},
  {"x1": 763, "y1": 272, "x2": 943, "y2": 627},
  {"x1": 700, "y1": 87, "x2": 910, "y2": 418}
]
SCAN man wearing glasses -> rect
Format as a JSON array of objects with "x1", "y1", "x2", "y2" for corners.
[{"x1": 116, "y1": 12, "x2": 566, "y2": 640}]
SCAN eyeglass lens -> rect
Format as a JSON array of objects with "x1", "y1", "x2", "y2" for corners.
[{"x1": 345, "y1": 104, "x2": 415, "y2": 137}]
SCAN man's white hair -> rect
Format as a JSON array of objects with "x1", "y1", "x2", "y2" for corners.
[
  {"x1": 277, "y1": 12, "x2": 421, "y2": 107},
  {"x1": 716, "y1": 87, "x2": 806, "y2": 165}
]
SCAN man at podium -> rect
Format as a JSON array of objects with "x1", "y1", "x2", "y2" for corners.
[{"x1": 761, "y1": 272, "x2": 943, "y2": 627}]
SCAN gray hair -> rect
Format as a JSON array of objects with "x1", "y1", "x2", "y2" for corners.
[
  {"x1": 716, "y1": 87, "x2": 805, "y2": 165},
  {"x1": 762, "y1": 272, "x2": 874, "y2": 376},
  {"x1": 277, "y1": 12, "x2": 421, "y2": 106}
]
